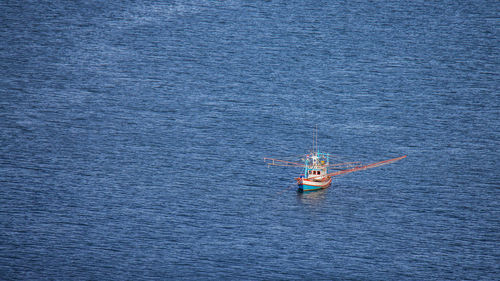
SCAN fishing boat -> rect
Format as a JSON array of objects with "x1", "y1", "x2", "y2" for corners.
[
  {"x1": 264, "y1": 129, "x2": 406, "y2": 192},
  {"x1": 295, "y1": 151, "x2": 333, "y2": 192}
]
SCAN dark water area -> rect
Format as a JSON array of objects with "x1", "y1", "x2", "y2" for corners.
[{"x1": 1, "y1": 0, "x2": 499, "y2": 280}]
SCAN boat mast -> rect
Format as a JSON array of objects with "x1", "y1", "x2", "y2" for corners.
[
  {"x1": 312, "y1": 126, "x2": 315, "y2": 154},
  {"x1": 317, "y1": 124, "x2": 320, "y2": 154},
  {"x1": 313, "y1": 124, "x2": 318, "y2": 154}
]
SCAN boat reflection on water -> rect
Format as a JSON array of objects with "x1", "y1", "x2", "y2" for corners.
[{"x1": 296, "y1": 188, "x2": 328, "y2": 206}]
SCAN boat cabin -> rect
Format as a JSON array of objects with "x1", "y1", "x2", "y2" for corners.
[{"x1": 308, "y1": 170, "x2": 322, "y2": 176}]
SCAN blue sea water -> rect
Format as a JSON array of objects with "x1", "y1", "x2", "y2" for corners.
[{"x1": 0, "y1": 0, "x2": 499, "y2": 280}]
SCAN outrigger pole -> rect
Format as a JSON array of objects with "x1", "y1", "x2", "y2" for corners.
[
  {"x1": 263, "y1": 158, "x2": 361, "y2": 169},
  {"x1": 263, "y1": 158, "x2": 304, "y2": 167}
]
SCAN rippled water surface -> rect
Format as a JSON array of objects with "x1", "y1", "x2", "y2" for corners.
[{"x1": 1, "y1": 1, "x2": 499, "y2": 280}]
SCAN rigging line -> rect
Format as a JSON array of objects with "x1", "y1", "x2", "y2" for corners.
[
  {"x1": 327, "y1": 161, "x2": 362, "y2": 167},
  {"x1": 326, "y1": 155, "x2": 407, "y2": 178}
]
